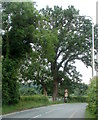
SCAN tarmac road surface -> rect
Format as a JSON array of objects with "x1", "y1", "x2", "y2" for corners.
[{"x1": 2, "y1": 103, "x2": 88, "y2": 119}]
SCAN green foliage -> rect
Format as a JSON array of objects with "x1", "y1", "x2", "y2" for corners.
[
  {"x1": 2, "y1": 2, "x2": 96, "y2": 104},
  {"x1": 19, "y1": 87, "x2": 37, "y2": 96},
  {"x1": 58, "y1": 76, "x2": 88, "y2": 98},
  {"x1": 40, "y1": 5, "x2": 92, "y2": 101},
  {"x1": 18, "y1": 52, "x2": 53, "y2": 96},
  {"x1": 85, "y1": 107, "x2": 96, "y2": 118},
  {"x1": 3, "y1": 95, "x2": 49, "y2": 114},
  {"x1": 58, "y1": 76, "x2": 72, "y2": 97},
  {"x1": 2, "y1": 2, "x2": 39, "y2": 59},
  {"x1": 87, "y1": 77, "x2": 98, "y2": 118},
  {"x1": 2, "y1": 58, "x2": 20, "y2": 104},
  {"x1": 73, "y1": 83, "x2": 88, "y2": 96},
  {"x1": 2, "y1": 2, "x2": 40, "y2": 105},
  {"x1": 20, "y1": 95, "x2": 49, "y2": 103},
  {"x1": 19, "y1": 83, "x2": 42, "y2": 95},
  {"x1": 69, "y1": 95, "x2": 88, "y2": 103}
]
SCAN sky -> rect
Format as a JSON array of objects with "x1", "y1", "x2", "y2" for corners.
[{"x1": 34, "y1": 0, "x2": 97, "y2": 84}]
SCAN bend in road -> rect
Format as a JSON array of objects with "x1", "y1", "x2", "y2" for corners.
[{"x1": 2, "y1": 103, "x2": 88, "y2": 118}]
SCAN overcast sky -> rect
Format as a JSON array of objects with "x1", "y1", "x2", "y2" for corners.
[{"x1": 34, "y1": 0, "x2": 97, "y2": 84}]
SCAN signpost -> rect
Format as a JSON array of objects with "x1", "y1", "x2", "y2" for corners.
[{"x1": 64, "y1": 89, "x2": 68, "y2": 103}]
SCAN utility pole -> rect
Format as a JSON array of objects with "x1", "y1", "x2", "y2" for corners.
[
  {"x1": 96, "y1": 1, "x2": 98, "y2": 76},
  {"x1": 74, "y1": 15, "x2": 94, "y2": 77}
]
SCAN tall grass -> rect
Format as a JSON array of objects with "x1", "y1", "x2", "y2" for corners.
[
  {"x1": 3, "y1": 95, "x2": 49, "y2": 114},
  {"x1": 20, "y1": 95, "x2": 49, "y2": 103}
]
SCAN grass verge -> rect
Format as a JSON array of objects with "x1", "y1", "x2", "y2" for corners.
[
  {"x1": 2, "y1": 97, "x2": 64, "y2": 115},
  {"x1": 2, "y1": 100, "x2": 49, "y2": 115},
  {"x1": 3, "y1": 95, "x2": 87, "y2": 115}
]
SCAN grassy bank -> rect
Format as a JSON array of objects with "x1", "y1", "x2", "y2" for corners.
[
  {"x1": 2, "y1": 95, "x2": 64, "y2": 115},
  {"x1": 3, "y1": 100, "x2": 49, "y2": 115},
  {"x1": 3, "y1": 95, "x2": 89, "y2": 115},
  {"x1": 2, "y1": 95, "x2": 49, "y2": 114}
]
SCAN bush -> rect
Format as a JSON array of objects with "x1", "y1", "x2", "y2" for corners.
[
  {"x1": 87, "y1": 77, "x2": 98, "y2": 118},
  {"x1": 20, "y1": 95, "x2": 49, "y2": 103},
  {"x1": 19, "y1": 87, "x2": 37, "y2": 96},
  {"x1": 2, "y1": 58, "x2": 20, "y2": 105},
  {"x1": 69, "y1": 95, "x2": 88, "y2": 102}
]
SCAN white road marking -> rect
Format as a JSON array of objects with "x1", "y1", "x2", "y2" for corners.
[
  {"x1": 45, "y1": 110, "x2": 55, "y2": 114},
  {"x1": 2, "y1": 103, "x2": 65, "y2": 117},
  {"x1": 45, "y1": 108, "x2": 64, "y2": 114},
  {"x1": 33, "y1": 108, "x2": 64, "y2": 118},
  {"x1": 33, "y1": 114, "x2": 41, "y2": 118},
  {"x1": 68, "y1": 111, "x2": 77, "y2": 118},
  {"x1": 2, "y1": 106, "x2": 47, "y2": 117},
  {"x1": 2, "y1": 103, "x2": 87, "y2": 118}
]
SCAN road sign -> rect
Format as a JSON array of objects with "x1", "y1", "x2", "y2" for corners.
[
  {"x1": 64, "y1": 89, "x2": 68, "y2": 103},
  {"x1": 65, "y1": 92, "x2": 68, "y2": 97}
]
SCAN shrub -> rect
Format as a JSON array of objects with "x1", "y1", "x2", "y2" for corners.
[
  {"x1": 87, "y1": 77, "x2": 98, "y2": 118},
  {"x1": 69, "y1": 95, "x2": 88, "y2": 102},
  {"x1": 19, "y1": 87, "x2": 37, "y2": 96},
  {"x1": 2, "y1": 58, "x2": 20, "y2": 105},
  {"x1": 20, "y1": 95, "x2": 49, "y2": 103}
]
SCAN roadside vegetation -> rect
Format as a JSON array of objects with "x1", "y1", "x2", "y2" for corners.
[
  {"x1": 2, "y1": 95, "x2": 49, "y2": 114},
  {"x1": 85, "y1": 77, "x2": 98, "y2": 118},
  {"x1": 2, "y1": 94, "x2": 87, "y2": 115},
  {"x1": 85, "y1": 107, "x2": 96, "y2": 118},
  {"x1": 3, "y1": 95, "x2": 65, "y2": 114}
]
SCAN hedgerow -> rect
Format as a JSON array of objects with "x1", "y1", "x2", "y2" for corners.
[
  {"x1": 20, "y1": 95, "x2": 49, "y2": 103},
  {"x1": 69, "y1": 95, "x2": 88, "y2": 102},
  {"x1": 87, "y1": 77, "x2": 98, "y2": 118}
]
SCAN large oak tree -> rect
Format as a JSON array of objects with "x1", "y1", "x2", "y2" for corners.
[{"x1": 40, "y1": 6, "x2": 92, "y2": 101}]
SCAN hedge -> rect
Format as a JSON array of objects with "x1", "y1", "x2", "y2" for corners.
[
  {"x1": 20, "y1": 95, "x2": 49, "y2": 103},
  {"x1": 69, "y1": 95, "x2": 88, "y2": 102},
  {"x1": 87, "y1": 77, "x2": 98, "y2": 118}
]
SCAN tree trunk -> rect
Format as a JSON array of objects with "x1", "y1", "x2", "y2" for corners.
[
  {"x1": 41, "y1": 79, "x2": 47, "y2": 96},
  {"x1": 51, "y1": 62, "x2": 59, "y2": 102},
  {"x1": 52, "y1": 79, "x2": 58, "y2": 102},
  {"x1": 43, "y1": 85, "x2": 47, "y2": 96}
]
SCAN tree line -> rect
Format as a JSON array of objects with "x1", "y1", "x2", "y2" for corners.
[{"x1": 2, "y1": 2, "x2": 97, "y2": 104}]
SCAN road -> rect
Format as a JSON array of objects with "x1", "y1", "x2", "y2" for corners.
[{"x1": 2, "y1": 103, "x2": 87, "y2": 119}]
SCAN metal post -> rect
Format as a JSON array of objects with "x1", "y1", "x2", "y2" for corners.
[{"x1": 92, "y1": 23, "x2": 94, "y2": 77}]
